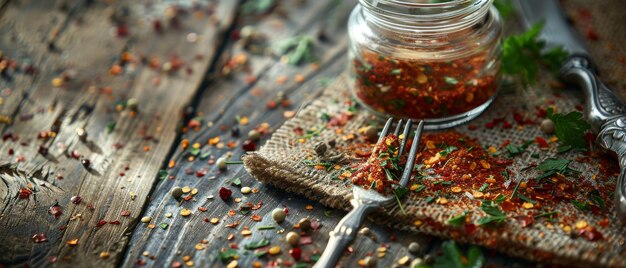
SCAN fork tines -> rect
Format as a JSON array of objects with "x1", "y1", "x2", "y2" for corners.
[{"x1": 376, "y1": 118, "x2": 425, "y2": 187}]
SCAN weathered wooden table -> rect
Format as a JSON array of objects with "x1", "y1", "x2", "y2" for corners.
[{"x1": 0, "y1": 0, "x2": 535, "y2": 267}]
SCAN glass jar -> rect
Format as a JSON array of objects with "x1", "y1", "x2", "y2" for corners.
[{"x1": 347, "y1": 0, "x2": 502, "y2": 129}]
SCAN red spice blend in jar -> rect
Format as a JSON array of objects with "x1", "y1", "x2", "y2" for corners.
[
  {"x1": 352, "y1": 51, "x2": 498, "y2": 119},
  {"x1": 347, "y1": 0, "x2": 502, "y2": 129}
]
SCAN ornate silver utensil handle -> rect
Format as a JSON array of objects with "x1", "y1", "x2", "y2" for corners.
[
  {"x1": 313, "y1": 199, "x2": 380, "y2": 268},
  {"x1": 560, "y1": 55, "x2": 626, "y2": 223}
]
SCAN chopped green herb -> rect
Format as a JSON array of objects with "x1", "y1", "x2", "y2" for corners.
[
  {"x1": 479, "y1": 183, "x2": 489, "y2": 192},
  {"x1": 448, "y1": 211, "x2": 469, "y2": 227},
  {"x1": 547, "y1": 108, "x2": 591, "y2": 152},
  {"x1": 158, "y1": 170, "x2": 168, "y2": 180},
  {"x1": 394, "y1": 186, "x2": 409, "y2": 214},
  {"x1": 433, "y1": 241, "x2": 485, "y2": 268},
  {"x1": 257, "y1": 226, "x2": 276, "y2": 230},
  {"x1": 274, "y1": 35, "x2": 316, "y2": 65},
  {"x1": 231, "y1": 178, "x2": 242, "y2": 187},
  {"x1": 390, "y1": 69, "x2": 402, "y2": 75},
  {"x1": 572, "y1": 200, "x2": 589, "y2": 211},
  {"x1": 242, "y1": 0, "x2": 275, "y2": 14},
  {"x1": 588, "y1": 190, "x2": 605, "y2": 209},
  {"x1": 245, "y1": 239, "x2": 270, "y2": 250},
  {"x1": 106, "y1": 122, "x2": 116, "y2": 133},
  {"x1": 189, "y1": 147, "x2": 200, "y2": 156},
  {"x1": 534, "y1": 211, "x2": 558, "y2": 219},
  {"x1": 159, "y1": 223, "x2": 168, "y2": 229},
  {"x1": 536, "y1": 158, "x2": 580, "y2": 181},
  {"x1": 414, "y1": 185, "x2": 426, "y2": 193},
  {"x1": 439, "y1": 146, "x2": 458, "y2": 157},
  {"x1": 218, "y1": 248, "x2": 238, "y2": 263},
  {"x1": 517, "y1": 192, "x2": 536, "y2": 204},
  {"x1": 425, "y1": 196, "x2": 436, "y2": 204},
  {"x1": 444, "y1": 76, "x2": 459, "y2": 85},
  {"x1": 504, "y1": 140, "x2": 533, "y2": 158}
]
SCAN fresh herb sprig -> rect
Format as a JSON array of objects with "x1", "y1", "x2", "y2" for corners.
[
  {"x1": 477, "y1": 200, "x2": 507, "y2": 225},
  {"x1": 502, "y1": 23, "x2": 569, "y2": 86},
  {"x1": 431, "y1": 241, "x2": 485, "y2": 268},
  {"x1": 547, "y1": 108, "x2": 591, "y2": 152},
  {"x1": 535, "y1": 158, "x2": 580, "y2": 181},
  {"x1": 274, "y1": 35, "x2": 316, "y2": 65}
]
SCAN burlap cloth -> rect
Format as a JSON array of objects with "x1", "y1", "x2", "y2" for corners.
[{"x1": 244, "y1": 1, "x2": 626, "y2": 266}]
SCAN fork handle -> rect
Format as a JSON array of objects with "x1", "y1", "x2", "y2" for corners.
[{"x1": 313, "y1": 200, "x2": 380, "y2": 268}]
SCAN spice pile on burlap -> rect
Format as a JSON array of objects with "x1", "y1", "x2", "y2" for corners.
[{"x1": 244, "y1": 0, "x2": 626, "y2": 266}]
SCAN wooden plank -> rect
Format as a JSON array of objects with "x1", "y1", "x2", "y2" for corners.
[
  {"x1": 0, "y1": 0, "x2": 238, "y2": 267},
  {"x1": 120, "y1": 0, "x2": 391, "y2": 267}
]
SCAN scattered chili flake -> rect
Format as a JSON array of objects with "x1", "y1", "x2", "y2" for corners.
[{"x1": 19, "y1": 188, "x2": 32, "y2": 199}]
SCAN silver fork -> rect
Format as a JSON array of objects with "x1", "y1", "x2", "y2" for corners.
[{"x1": 314, "y1": 118, "x2": 425, "y2": 268}]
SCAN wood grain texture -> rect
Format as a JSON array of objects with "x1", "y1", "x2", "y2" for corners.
[
  {"x1": 0, "y1": 0, "x2": 238, "y2": 266},
  {"x1": 119, "y1": 0, "x2": 428, "y2": 267}
]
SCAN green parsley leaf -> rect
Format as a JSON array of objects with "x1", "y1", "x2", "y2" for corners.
[
  {"x1": 159, "y1": 223, "x2": 169, "y2": 229},
  {"x1": 478, "y1": 200, "x2": 506, "y2": 225},
  {"x1": 588, "y1": 190, "x2": 605, "y2": 209},
  {"x1": 218, "y1": 248, "x2": 238, "y2": 263},
  {"x1": 390, "y1": 69, "x2": 402, "y2": 75},
  {"x1": 106, "y1": 121, "x2": 116, "y2": 133},
  {"x1": 245, "y1": 238, "x2": 270, "y2": 250},
  {"x1": 274, "y1": 35, "x2": 316, "y2": 65},
  {"x1": 158, "y1": 170, "x2": 168, "y2": 180},
  {"x1": 433, "y1": 241, "x2": 485, "y2": 268},
  {"x1": 494, "y1": 0, "x2": 515, "y2": 19},
  {"x1": 439, "y1": 146, "x2": 458, "y2": 157},
  {"x1": 547, "y1": 108, "x2": 591, "y2": 151},
  {"x1": 448, "y1": 211, "x2": 469, "y2": 227},
  {"x1": 505, "y1": 140, "x2": 533, "y2": 158},
  {"x1": 501, "y1": 23, "x2": 569, "y2": 86}
]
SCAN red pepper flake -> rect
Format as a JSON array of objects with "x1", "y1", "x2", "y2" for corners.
[
  {"x1": 299, "y1": 236, "x2": 313, "y2": 245},
  {"x1": 289, "y1": 247, "x2": 302, "y2": 261},
  {"x1": 502, "y1": 120, "x2": 512, "y2": 129},
  {"x1": 109, "y1": 220, "x2": 121, "y2": 225},
  {"x1": 195, "y1": 168, "x2": 207, "y2": 177},
  {"x1": 535, "y1": 136, "x2": 549, "y2": 148},
  {"x1": 242, "y1": 140, "x2": 256, "y2": 151},
  {"x1": 586, "y1": 27, "x2": 599, "y2": 41},
  {"x1": 19, "y1": 188, "x2": 32, "y2": 199},
  {"x1": 578, "y1": 227, "x2": 603, "y2": 241},
  {"x1": 198, "y1": 207, "x2": 208, "y2": 212},
  {"x1": 96, "y1": 219, "x2": 107, "y2": 227},
  {"x1": 219, "y1": 187, "x2": 232, "y2": 201},
  {"x1": 515, "y1": 215, "x2": 534, "y2": 228},
  {"x1": 467, "y1": 124, "x2": 478, "y2": 131},
  {"x1": 226, "y1": 221, "x2": 239, "y2": 228},
  {"x1": 120, "y1": 210, "x2": 131, "y2": 216},
  {"x1": 485, "y1": 122, "x2": 495, "y2": 129},
  {"x1": 49, "y1": 203, "x2": 62, "y2": 219},
  {"x1": 251, "y1": 214, "x2": 262, "y2": 221}
]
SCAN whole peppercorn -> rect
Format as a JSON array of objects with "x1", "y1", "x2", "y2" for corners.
[
  {"x1": 81, "y1": 159, "x2": 91, "y2": 169},
  {"x1": 171, "y1": 187, "x2": 184, "y2": 199},
  {"x1": 286, "y1": 231, "x2": 300, "y2": 245},
  {"x1": 408, "y1": 242, "x2": 421, "y2": 254},
  {"x1": 541, "y1": 118, "x2": 555, "y2": 134},
  {"x1": 230, "y1": 126, "x2": 240, "y2": 137},
  {"x1": 248, "y1": 129, "x2": 261, "y2": 141},
  {"x1": 364, "y1": 125, "x2": 378, "y2": 141},
  {"x1": 272, "y1": 208, "x2": 286, "y2": 223},
  {"x1": 216, "y1": 157, "x2": 228, "y2": 171},
  {"x1": 297, "y1": 218, "x2": 312, "y2": 232}
]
